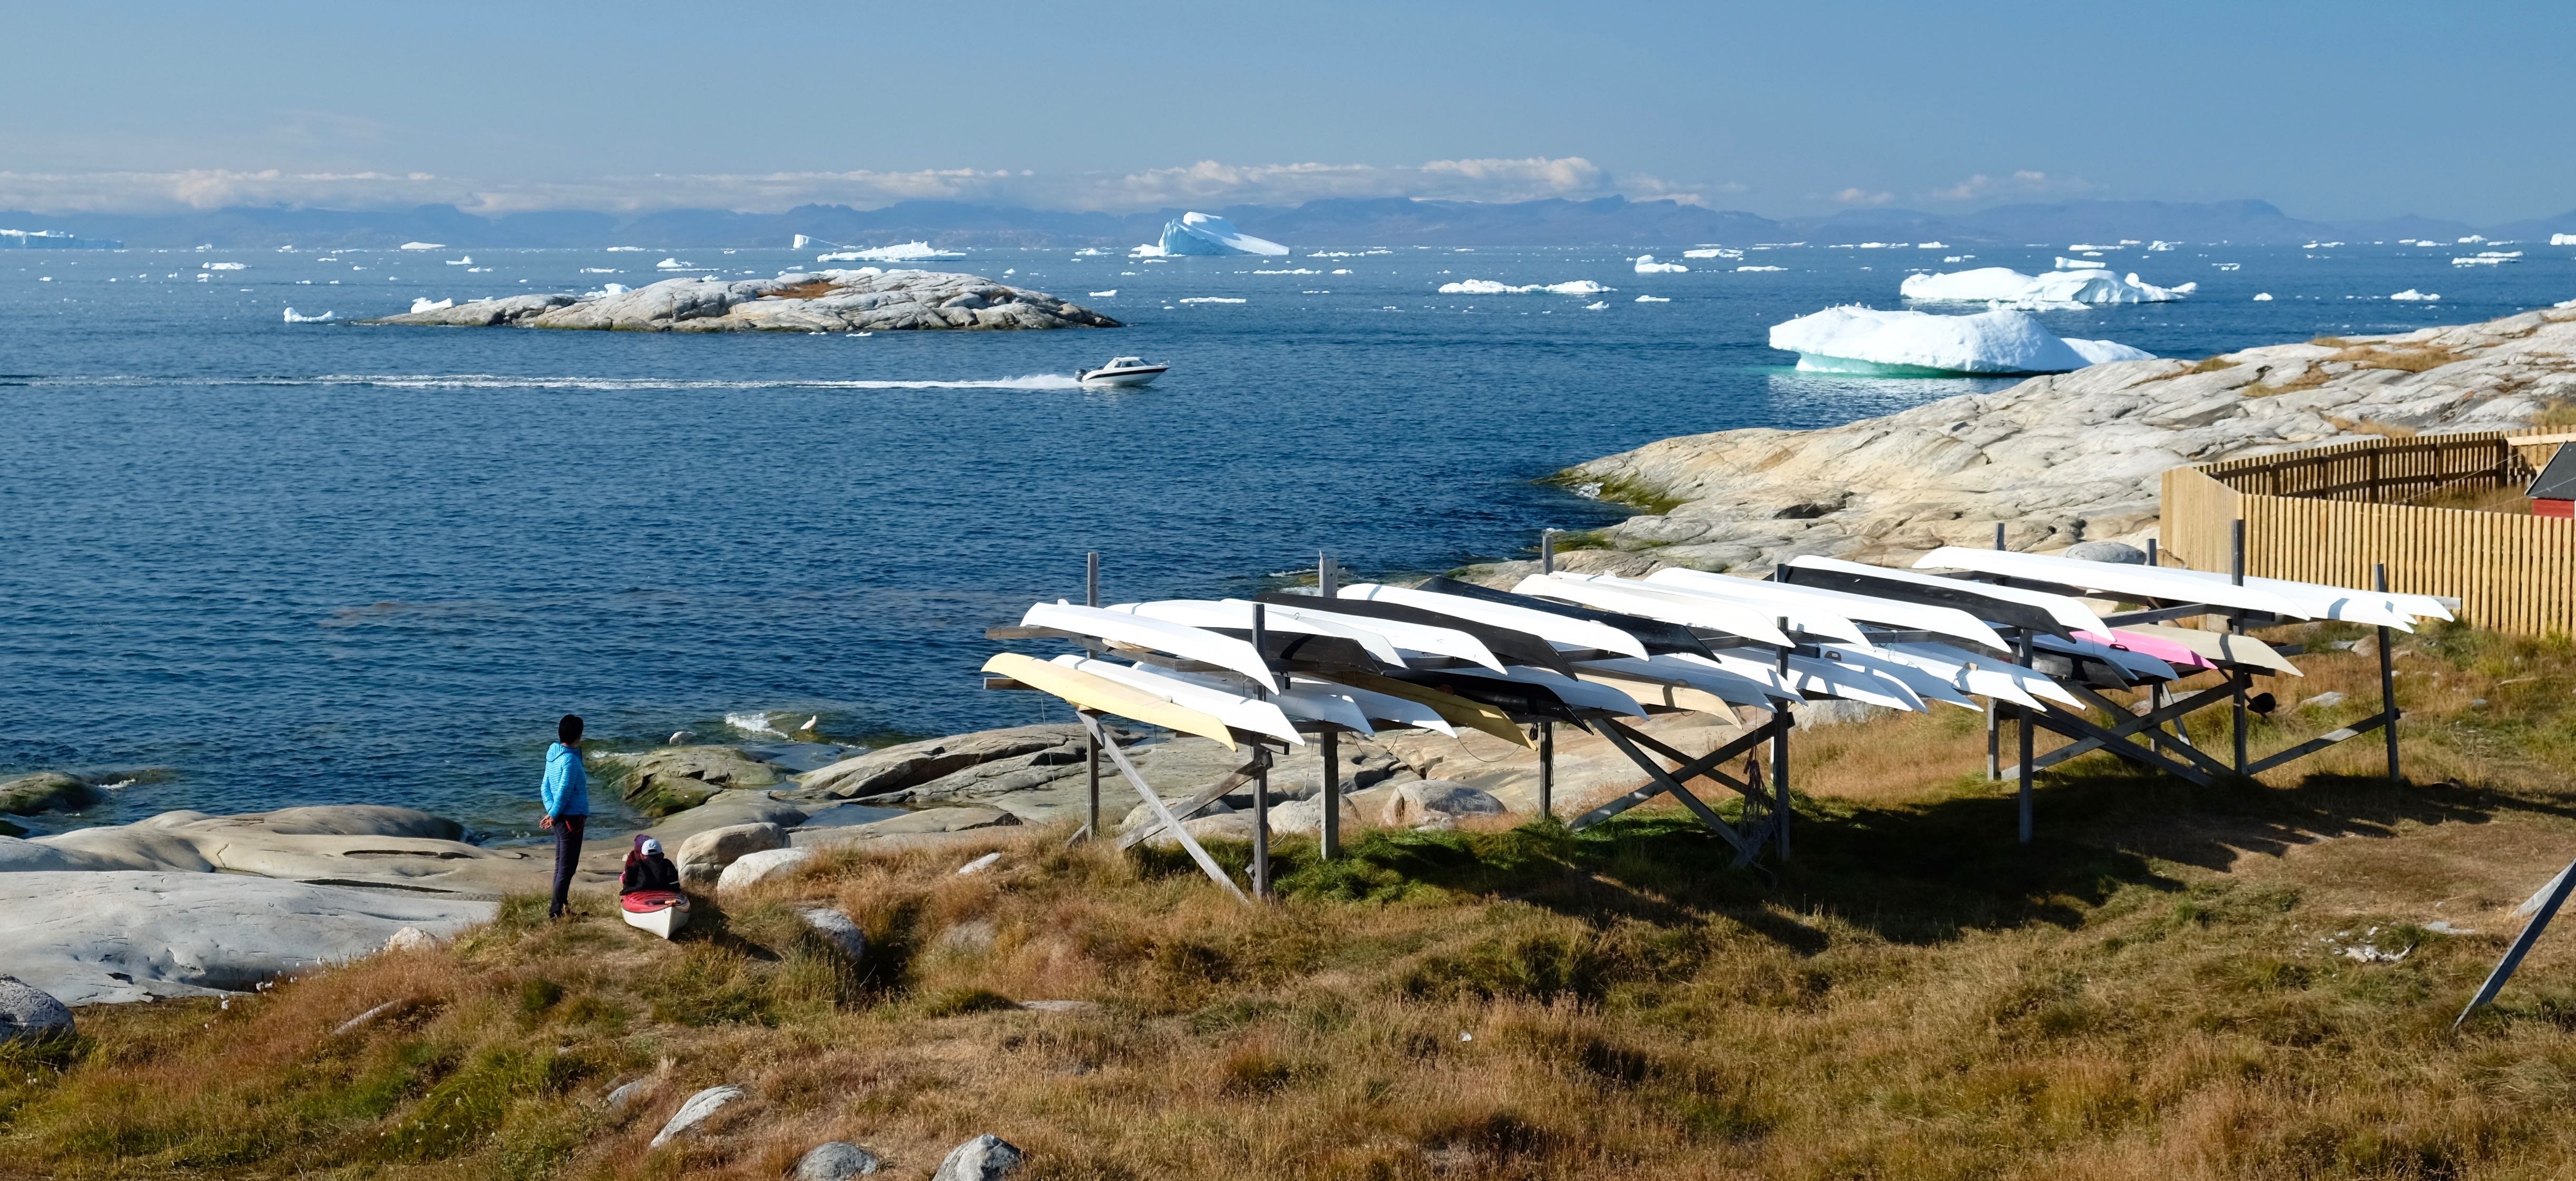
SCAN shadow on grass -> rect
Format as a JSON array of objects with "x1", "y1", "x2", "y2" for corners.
[{"x1": 1132, "y1": 746, "x2": 2532, "y2": 956}]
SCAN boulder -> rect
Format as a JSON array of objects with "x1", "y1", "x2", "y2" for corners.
[
  {"x1": 0, "y1": 871, "x2": 496, "y2": 1005},
  {"x1": 796, "y1": 1141, "x2": 883, "y2": 1179},
  {"x1": 0, "y1": 973, "x2": 74, "y2": 1043},
  {"x1": 799, "y1": 907, "x2": 867, "y2": 961},
  {"x1": 1267, "y1": 794, "x2": 1363, "y2": 837},
  {"x1": 1380, "y1": 781, "x2": 1506, "y2": 829},
  {"x1": 1793, "y1": 700, "x2": 1886, "y2": 730},
  {"x1": 0, "y1": 772, "x2": 97, "y2": 815},
  {"x1": 650, "y1": 1084, "x2": 747, "y2": 1148},
  {"x1": 795, "y1": 725, "x2": 1089, "y2": 800},
  {"x1": 610, "y1": 746, "x2": 786, "y2": 817},
  {"x1": 933, "y1": 1135, "x2": 1025, "y2": 1181},
  {"x1": 674, "y1": 822, "x2": 788, "y2": 887},
  {"x1": 2062, "y1": 540, "x2": 2147, "y2": 564},
  {"x1": 718, "y1": 847, "x2": 815, "y2": 893},
  {"x1": 383, "y1": 926, "x2": 437, "y2": 953},
  {"x1": 640, "y1": 790, "x2": 809, "y2": 848}
]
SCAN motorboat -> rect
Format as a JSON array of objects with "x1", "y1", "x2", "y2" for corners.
[
  {"x1": 620, "y1": 889, "x2": 691, "y2": 939},
  {"x1": 1077, "y1": 357, "x2": 1168, "y2": 387}
]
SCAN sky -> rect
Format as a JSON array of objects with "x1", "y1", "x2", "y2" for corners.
[{"x1": 5, "y1": 1, "x2": 2573, "y2": 224}]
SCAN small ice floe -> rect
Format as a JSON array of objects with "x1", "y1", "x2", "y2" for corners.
[
  {"x1": 2390, "y1": 289, "x2": 2440, "y2": 301},
  {"x1": 578, "y1": 268, "x2": 617, "y2": 273},
  {"x1": 281, "y1": 307, "x2": 334, "y2": 323},
  {"x1": 2148, "y1": 240, "x2": 2178, "y2": 251},
  {"x1": 2452, "y1": 251, "x2": 2521, "y2": 265},
  {"x1": 1088, "y1": 289, "x2": 1117, "y2": 298},
  {"x1": 2252, "y1": 292, "x2": 2274, "y2": 301},
  {"x1": 1252, "y1": 268, "x2": 1320, "y2": 275},
  {"x1": 1769, "y1": 306, "x2": 2152, "y2": 376},
  {"x1": 1129, "y1": 242, "x2": 1169, "y2": 258},
  {"x1": 408, "y1": 297, "x2": 453, "y2": 313},
  {"x1": 445, "y1": 255, "x2": 472, "y2": 265},
  {"x1": 580, "y1": 283, "x2": 629, "y2": 298},
  {"x1": 1737, "y1": 265, "x2": 1786, "y2": 272},
  {"x1": 2215, "y1": 262, "x2": 2241, "y2": 271},
  {"x1": 655, "y1": 257, "x2": 692, "y2": 269},
  {"x1": 1632, "y1": 255, "x2": 1688, "y2": 273},
  {"x1": 1436, "y1": 279, "x2": 1611, "y2": 295},
  {"x1": 1584, "y1": 300, "x2": 1608, "y2": 310},
  {"x1": 2460, "y1": 234, "x2": 2489, "y2": 244},
  {"x1": 1073, "y1": 247, "x2": 1106, "y2": 257},
  {"x1": 1682, "y1": 247, "x2": 1742, "y2": 259},
  {"x1": 1634, "y1": 294, "x2": 1671, "y2": 302},
  {"x1": 1177, "y1": 296, "x2": 1247, "y2": 303},
  {"x1": 605, "y1": 245, "x2": 644, "y2": 252},
  {"x1": 399, "y1": 241, "x2": 443, "y2": 251}
]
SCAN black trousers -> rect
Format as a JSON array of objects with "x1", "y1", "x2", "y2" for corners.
[{"x1": 549, "y1": 814, "x2": 586, "y2": 917}]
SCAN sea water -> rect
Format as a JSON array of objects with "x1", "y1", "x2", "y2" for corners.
[{"x1": 2, "y1": 241, "x2": 2566, "y2": 836}]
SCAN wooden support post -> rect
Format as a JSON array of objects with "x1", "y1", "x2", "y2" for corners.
[
  {"x1": 2016, "y1": 636, "x2": 2034, "y2": 844},
  {"x1": 1538, "y1": 721, "x2": 1554, "y2": 820},
  {"x1": 2231, "y1": 520, "x2": 2249, "y2": 776},
  {"x1": 1080, "y1": 714, "x2": 1247, "y2": 902},
  {"x1": 1252, "y1": 747, "x2": 1271, "y2": 900},
  {"x1": 1084, "y1": 550, "x2": 1101, "y2": 841},
  {"x1": 1321, "y1": 727, "x2": 1342, "y2": 858},
  {"x1": 2377, "y1": 562, "x2": 2401, "y2": 783},
  {"x1": 1772, "y1": 614, "x2": 1793, "y2": 858}
]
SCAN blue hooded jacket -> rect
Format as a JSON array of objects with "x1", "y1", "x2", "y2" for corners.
[{"x1": 541, "y1": 742, "x2": 589, "y2": 818}]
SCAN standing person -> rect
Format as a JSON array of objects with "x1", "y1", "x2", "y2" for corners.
[{"x1": 540, "y1": 714, "x2": 590, "y2": 919}]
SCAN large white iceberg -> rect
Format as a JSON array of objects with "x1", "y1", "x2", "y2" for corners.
[
  {"x1": 281, "y1": 307, "x2": 334, "y2": 323},
  {"x1": 1633, "y1": 255, "x2": 1688, "y2": 273},
  {"x1": 817, "y1": 241, "x2": 962, "y2": 262},
  {"x1": 1157, "y1": 212, "x2": 1289, "y2": 257},
  {"x1": 1437, "y1": 279, "x2": 1613, "y2": 295},
  {"x1": 1902, "y1": 267, "x2": 2193, "y2": 304},
  {"x1": 1769, "y1": 306, "x2": 2153, "y2": 376}
]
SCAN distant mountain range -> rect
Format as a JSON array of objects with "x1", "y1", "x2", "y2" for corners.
[{"x1": 4, "y1": 196, "x2": 2570, "y2": 251}]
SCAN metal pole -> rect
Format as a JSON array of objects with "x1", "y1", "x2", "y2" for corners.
[
  {"x1": 2231, "y1": 519, "x2": 2248, "y2": 776},
  {"x1": 2146, "y1": 537, "x2": 2159, "y2": 568},
  {"x1": 1538, "y1": 722, "x2": 1554, "y2": 820},
  {"x1": 1085, "y1": 550, "x2": 1101, "y2": 840},
  {"x1": 1774, "y1": 615, "x2": 1793, "y2": 859},
  {"x1": 1995, "y1": 521, "x2": 2007, "y2": 551},
  {"x1": 1318, "y1": 552, "x2": 1338, "y2": 598},
  {"x1": 2016, "y1": 636, "x2": 2034, "y2": 844},
  {"x1": 1541, "y1": 528, "x2": 1556, "y2": 575},
  {"x1": 2377, "y1": 562, "x2": 2400, "y2": 783}
]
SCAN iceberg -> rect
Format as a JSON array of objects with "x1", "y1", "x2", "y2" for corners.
[
  {"x1": 2253, "y1": 292, "x2": 2274, "y2": 301},
  {"x1": 1737, "y1": 265, "x2": 1786, "y2": 272},
  {"x1": 1902, "y1": 267, "x2": 2191, "y2": 304},
  {"x1": 1177, "y1": 296, "x2": 1246, "y2": 303},
  {"x1": 1435, "y1": 279, "x2": 1612, "y2": 295},
  {"x1": 1633, "y1": 255, "x2": 1688, "y2": 273},
  {"x1": 1634, "y1": 294, "x2": 1670, "y2": 303},
  {"x1": 281, "y1": 307, "x2": 334, "y2": 323},
  {"x1": 1768, "y1": 306, "x2": 2151, "y2": 376},
  {"x1": 205, "y1": 262, "x2": 246, "y2": 271},
  {"x1": 2554, "y1": 233, "x2": 2576, "y2": 247},
  {"x1": 817, "y1": 241, "x2": 963, "y2": 263},
  {"x1": 409, "y1": 297, "x2": 453, "y2": 313},
  {"x1": 1089, "y1": 289, "x2": 1118, "y2": 298},
  {"x1": 398, "y1": 242, "x2": 443, "y2": 251},
  {"x1": 1584, "y1": 301, "x2": 1608, "y2": 310},
  {"x1": 2452, "y1": 252, "x2": 2520, "y2": 265},
  {"x1": 1682, "y1": 247, "x2": 1741, "y2": 260},
  {"x1": 2390, "y1": 289, "x2": 2440, "y2": 301},
  {"x1": 446, "y1": 255, "x2": 472, "y2": 265},
  {"x1": 1157, "y1": 212, "x2": 1288, "y2": 257}
]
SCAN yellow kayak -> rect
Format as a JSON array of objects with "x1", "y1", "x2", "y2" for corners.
[{"x1": 983, "y1": 653, "x2": 1238, "y2": 750}]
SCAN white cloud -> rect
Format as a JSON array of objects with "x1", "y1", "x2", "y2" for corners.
[
  {"x1": 1833, "y1": 187, "x2": 1894, "y2": 206},
  {"x1": 0, "y1": 157, "x2": 1713, "y2": 215},
  {"x1": 1921, "y1": 170, "x2": 2093, "y2": 203}
]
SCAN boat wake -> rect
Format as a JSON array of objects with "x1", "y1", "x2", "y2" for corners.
[{"x1": 21, "y1": 373, "x2": 1088, "y2": 392}]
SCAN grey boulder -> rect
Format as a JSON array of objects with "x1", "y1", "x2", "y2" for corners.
[
  {"x1": 1380, "y1": 781, "x2": 1507, "y2": 829},
  {"x1": 674, "y1": 822, "x2": 788, "y2": 887},
  {"x1": 933, "y1": 1134, "x2": 1025, "y2": 1181},
  {"x1": 800, "y1": 907, "x2": 867, "y2": 961},
  {"x1": 2063, "y1": 539, "x2": 2148, "y2": 564},
  {"x1": 650, "y1": 1083, "x2": 747, "y2": 1148},
  {"x1": 795, "y1": 1141, "x2": 882, "y2": 1179},
  {"x1": 0, "y1": 973, "x2": 74, "y2": 1043}
]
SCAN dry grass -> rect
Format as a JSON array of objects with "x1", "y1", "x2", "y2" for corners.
[
  {"x1": 758, "y1": 281, "x2": 839, "y2": 301},
  {"x1": 9, "y1": 626, "x2": 2576, "y2": 1179},
  {"x1": 2537, "y1": 399, "x2": 2576, "y2": 429},
  {"x1": 2329, "y1": 343, "x2": 2471, "y2": 373},
  {"x1": 2323, "y1": 415, "x2": 2420, "y2": 440}
]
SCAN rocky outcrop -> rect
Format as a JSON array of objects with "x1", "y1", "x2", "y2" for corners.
[
  {"x1": 794, "y1": 725, "x2": 1098, "y2": 800},
  {"x1": 0, "y1": 871, "x2": 496, "y2": 1005},
  {"x1": 603, "y1": 745, "x2": 787, "y2": 817},
  {"x1": 364, "y1": 271, "x2": 1119, "y2": 332},
  {"x1": 0, "y1": 771, "x2": 97, "y2": 816},
  {"x1": 0, "y1": 805, "x2": 551, "y2": 895},
  {"x1": 1539, "y1": 306, "x2": 2576, "y2": 576}
]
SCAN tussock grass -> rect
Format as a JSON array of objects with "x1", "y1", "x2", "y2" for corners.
[{"x1": 8, "y1": 627, "x2": 2576, "y2": 1178}]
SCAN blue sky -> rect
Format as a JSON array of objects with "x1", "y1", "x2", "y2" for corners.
[{"x1": 6, "y1": 1, "x2": 2571, "y2": 222}]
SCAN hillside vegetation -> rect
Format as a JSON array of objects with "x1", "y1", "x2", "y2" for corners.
[{"x1": 6, "y1": 621, "x2": 2576, "y2": 1179}]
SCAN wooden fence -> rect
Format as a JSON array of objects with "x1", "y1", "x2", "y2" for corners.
[{"x1": 2161, "y1": 428, "x2": 2576, "y2": 636}]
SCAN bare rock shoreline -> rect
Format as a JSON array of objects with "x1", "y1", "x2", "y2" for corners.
[
  {"x1": 362, "y1": 269, "x2": 1119, "y2": 332},
  {"x1": 1516, "y1": 304, "x2": 2576, "y2": 582}
]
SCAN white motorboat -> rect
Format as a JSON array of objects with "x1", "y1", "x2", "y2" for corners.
[{"x1": 1077, "y1": 357, "x2": 1168, "y2": 387}]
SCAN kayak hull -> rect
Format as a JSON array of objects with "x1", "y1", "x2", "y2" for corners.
[{"x1": 620, "y1": 890, "x2": 691, "y2": 940}]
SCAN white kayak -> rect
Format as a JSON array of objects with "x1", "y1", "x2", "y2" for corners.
[{"x1": 621, "y1": 890, "x2": 690, "y2": 939}]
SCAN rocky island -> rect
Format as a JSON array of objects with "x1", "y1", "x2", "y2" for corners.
[{"x1": 361, "y1": 269, "x2": 1120, "y2": 332}]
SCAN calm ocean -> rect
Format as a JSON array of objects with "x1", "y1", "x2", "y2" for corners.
[{"x1": 1, "y1": 239, "x2": 2563, "y2": 835}]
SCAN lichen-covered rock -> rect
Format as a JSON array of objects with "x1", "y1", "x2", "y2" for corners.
[
  {"x1": 605, "y1": 745, "x2": 784, "y2": 817},
  {"x1": 0, "y1": 772, "x2": 97, "y2": 815},
  {"x1": 1531, "y1": 306, "x2": 2576, "y2": 577},
  {"x1": 363, "y1": 271, "x2": 1119, "y2": 333}
]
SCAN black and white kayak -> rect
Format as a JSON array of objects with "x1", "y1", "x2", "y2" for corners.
[{"x1": 1077, "y1": 357, "x2": 1168, "y2": 387}]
